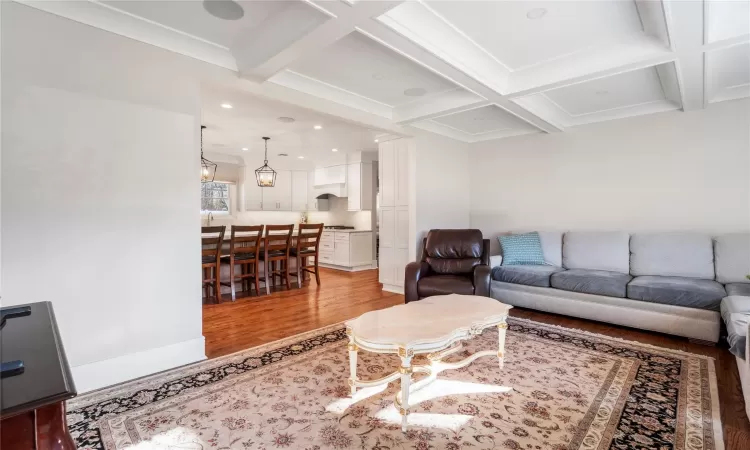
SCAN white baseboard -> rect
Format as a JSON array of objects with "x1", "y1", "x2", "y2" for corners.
[
  {"x1": 71, "y1": 336, "x2": 206, "y2": 393},
  {"x1": 319, "y1": 263, "x2": 376, "y2": 272},
  {"x1": 382, "y1": 284, "x2": 404, "y2": 294}
]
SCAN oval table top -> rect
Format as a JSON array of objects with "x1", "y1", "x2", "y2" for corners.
[{"x1": 345, "y1": 295, "x2": 511, "y2": 350}]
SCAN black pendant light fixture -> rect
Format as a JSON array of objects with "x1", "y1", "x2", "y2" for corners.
[
  {"x1": 200, "y1": 125, "x2": 217, "y2": 183},
  {"x1": 255, "y1": 136, "x2": 277, "y2": 187}
]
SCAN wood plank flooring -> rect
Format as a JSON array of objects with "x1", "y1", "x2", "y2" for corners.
[{"x1": 202, "y1": 268, "x2": 749, "y2": 449}]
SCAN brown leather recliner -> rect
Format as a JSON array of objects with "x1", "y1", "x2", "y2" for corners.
[{"x1": 404, "y1": 229, "x2": 491, "y2": 303}]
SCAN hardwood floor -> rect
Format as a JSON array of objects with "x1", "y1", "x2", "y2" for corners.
[{"x1": 202, "y1": 269, "x2": 749, "y2": 449}]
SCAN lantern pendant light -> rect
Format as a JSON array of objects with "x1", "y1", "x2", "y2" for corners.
[
  {"x1": 255, "y1": 137, "x2": 277, "y2": 187},
  {"x1": 200, "y1": 125, "x2": 217, "y2": 183}
]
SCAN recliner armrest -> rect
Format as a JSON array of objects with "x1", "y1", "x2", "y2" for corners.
[
  {"x1": 405, "y1": 262, "x2": 430, "y2": 303},
  {"x1": 473, "y1": 264, "x2": 491, "y2": 297}
]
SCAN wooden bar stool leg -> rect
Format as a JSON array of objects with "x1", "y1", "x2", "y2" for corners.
[
  {"x1": 285, "y1": 258, "x2": 291, "y2": 290},
  {"x1": 265, "y1": 259, "x2": 271, "y2": 295},
  {"x1": 254, "y1": 262, "x2": 260, "y2": 296},
  {"x1": 230, "y1": 259, "x2": 236, "y2": 301},
  {"x1": 214, "y1": 264, "x2": 221, "y2": 303},
  {"x1": 314, "y1": 256, "x2": 321, "y2": 285}
]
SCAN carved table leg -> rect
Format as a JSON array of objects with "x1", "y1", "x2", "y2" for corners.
[
  {"x1": 348, "y1": 340, "x2": 358, "y2": 396},
  {"x1": 398, "y1": 349, "x2": 413, "y2": 432},
  {"x1": 498, "y1": 321, "x2": 508, "y2": 370}
]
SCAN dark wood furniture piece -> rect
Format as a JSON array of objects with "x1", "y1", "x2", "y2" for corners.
[
  {"x1": 221, "y1": 225, "x2": 263, "y2": 300},
  {"x1": 1, "y1": 302, "x2": 77, "y2": 450},
  {"x1": 201, "y1": 226, "x2": 226, "y2": 303},
  {"x1": 289, "y1": 223, "x2": 324, "y2": 287},
  {"x1": 259, "y1": 224, "x2": 294, "y2": 295}
]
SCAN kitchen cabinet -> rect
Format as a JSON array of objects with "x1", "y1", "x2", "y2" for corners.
[
  {"x1": 291, "y1": 171, "x2": 308, "y2": 212},
  {"x1": 378, "y1": 138, "x2": 411, "y2": 293},
  {"x1": 244, "y1": 168, "x2": 264, "y2": 211},
  {"x1": 313, "y1": 165, "x2": 346, "y2": 186},
  {"x1": 347, "y1": 162, "x2": 374, "y2": 211},
  {"x1": 261, "y1": 170, "x2": 291, "y2": 211},
  {"x1": 319, "y1": 231, "x2": 373, "y2": 271}
]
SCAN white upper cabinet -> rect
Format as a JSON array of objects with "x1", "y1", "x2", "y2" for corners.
[
  {"x1": 314, "y1": 165, "x2": 347, "y2": 186},
  {"x1": 261, "y1": 170, "x2": 291, "y2": 211},
  {"x1": 291, "y1": 171, "x2": 308, "y2": 212},
  {"x1": 244, "y1": 167, "x2": 263, "y2": 211},
  {"x1": 395, "y1": 139, "x2": 409, "y2": 207},
  {"x1": 347, "y1": 162, "x2": 374, "y2": 211}
]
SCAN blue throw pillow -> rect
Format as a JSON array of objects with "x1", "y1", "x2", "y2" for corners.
[{"x1": 499, "y1": 232, "x2": 545, "y2": 265}]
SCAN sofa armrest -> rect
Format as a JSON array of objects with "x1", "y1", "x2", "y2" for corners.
[
  {"x1": 405, "y1": 262, "x2": 430, "y2": 303},
  {"x1": 474, "y1": 264, "x2": 491, "y2": 297},
  {"x1": 489, "y1": 255, "x2": 503, "y2": 268}
]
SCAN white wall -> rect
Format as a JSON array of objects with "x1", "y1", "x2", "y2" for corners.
[
  {"x1": 470, "y1": 99, "x2": 750, "y2": 252},
  {"x1": 412, "y1": 131, "x2": 472, "y2": 257},
  {"x1": 1, "y1": 3, "x2": 220, "y2": 391}
]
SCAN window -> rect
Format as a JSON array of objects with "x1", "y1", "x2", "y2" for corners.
[{"x1": 201, "y1": 182, "x2": 230, "y2": 213}]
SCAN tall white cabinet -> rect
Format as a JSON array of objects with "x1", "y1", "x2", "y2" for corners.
[{"x1": 378, "y1": 139, "x2": 411, "y2": 293}]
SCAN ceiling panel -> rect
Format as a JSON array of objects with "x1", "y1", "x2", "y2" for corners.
[
  {"x1": 422, "y1": 0, "x2": 644, "y2": 71},
  {"x1": 102, "y1": 1, "x2": 328, "y2": 48},
  {"x1": 201, "y1": 84, "x2": 377, "y2": 163},
  {"x1": 542, "y1": 68, "x2": 666, "y2": 116},
  {"x1": 706, "y1": 43, "x2": 750, "y2": 102},
  {"x1": 289, "y1": 32, "x2": 459, "y2": 107},
  {"x1": 431, "y1": 105, "x2": 534, "y2": 135},
  {"x1": 706, "y1": 0, "x2": 750, "y2": 43}
]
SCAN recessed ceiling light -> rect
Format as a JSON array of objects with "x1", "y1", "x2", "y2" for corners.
[
  {"x1": 298, "y1": 156, "x2": 304, "y2": 159},
  {"x1": 404, "y1": 87, "x2": 427, "y2": 97},
  {"x1": 332, "y1": 148, "x2": 338, "y2": 152},
  {"x1": 203, "y1": 0, "x2": 244, "y2": 21},
  {"x1": 313, "y1": 125, "x2": 322, "y2": 130},
  {"x1": 277, "y1": 116, "x2": 295, "y2": 123},
  {"x1": 526, "y1": 8, "x2": 547, "y2": 20},
  {"x1": 372, "y1": 74, "x2": 385, "y2": 80},
  {"x1": 374, "y1": 139, "x2": 379, "y2": 143},
  {"x1": 220, "y1": 103, "x2": 233, "y2": 109},
  {"x1": 242, "y1": 147, "x2": 248, "y2": 151}
]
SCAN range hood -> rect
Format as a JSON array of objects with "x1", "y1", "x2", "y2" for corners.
[{"x1": 314, "y1": 184, "x2": 347, "y2": 198}]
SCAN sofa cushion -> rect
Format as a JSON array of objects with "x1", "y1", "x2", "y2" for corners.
[
  {"x1": 492, "y1": 265, "x2": 564, "y2": 288},
  {"x1": 627, "y1": 276, "x2": 726, "y2": 311},
  {"x1": 418, "y1": 275, "x2": 474, "y2": 297},
  {"x1": 498, "y1": 232, "x2": 545, "y2": 266},
  {"x1": 721, "y1": 296, "x2": 750, "y2": 359},
  {"x1": 726, "y1": 283, "x2": 750, "y2": 297},
  {"x1": 715, "y1": 233, "x2": 750, "y2": 284},
  {"x1": 630, "y1": 233, "x2": 714, "y2": 279},
  {"x1": 562, "y1": 231, "x2": 630, "y2": 274},
  {"x1": 510, "y1": 231, "x2": 563, "y2": 266},
  {"x1": 551, "y1": 269, "x2": 632, "y2": 298}
]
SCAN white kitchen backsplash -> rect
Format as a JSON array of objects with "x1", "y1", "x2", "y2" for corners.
[{"x1": 210, "y1": 196, "x2": 372, "y2": 230}]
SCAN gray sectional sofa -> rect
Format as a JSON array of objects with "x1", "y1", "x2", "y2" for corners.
[{"x1": 490, "y1": 231, "x2": 750, "y2": 417}]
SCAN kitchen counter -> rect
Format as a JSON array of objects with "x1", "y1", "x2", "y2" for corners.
[{"x1": 325, "y1": 229, "x2": 371, "y2": 233}]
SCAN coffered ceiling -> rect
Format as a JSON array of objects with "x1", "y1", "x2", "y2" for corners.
[{"x1": 19, "y1": 0, "x2": 750, "y2": 143}]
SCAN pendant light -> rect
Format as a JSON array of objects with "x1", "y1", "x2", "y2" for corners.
[
  {"x1": 255, "y1": 136, "x2": 277, "y2": 187},
  {"x1": 200, "y1": 125, "x2": 217, "y2": 183}
]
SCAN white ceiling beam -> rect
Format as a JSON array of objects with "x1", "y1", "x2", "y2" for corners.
[
  {"x1": 237, "y1": 1, "x2": 403, "y2": 82},
  {"x1": 661, "y1": 0, "x2": 706, "y2": 110}
]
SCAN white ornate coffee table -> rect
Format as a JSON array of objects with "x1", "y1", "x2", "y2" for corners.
[{"x1": 345, "y1": 294, "x2": 512, "y2": 431}]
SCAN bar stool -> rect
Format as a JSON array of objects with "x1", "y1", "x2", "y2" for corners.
[
  {"x1": 259, "y1": 224, "x2": 294, "y2": 295},
  {"x1": 289, "y1": 223, "x2": 323, "y2": 287},
  {"x1": 221, "y1": 225, "x2": 263, "y2": 300},
  {"x1": 201, "y1": 226, "x2": 226, "y2": 303}
]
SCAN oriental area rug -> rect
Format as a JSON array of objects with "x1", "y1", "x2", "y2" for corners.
[{"x1": 67, "y1": 318, "x2": 724, "y2": 450}]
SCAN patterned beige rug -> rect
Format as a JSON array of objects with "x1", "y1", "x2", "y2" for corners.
[{"x1": 68, "y1": 318, "x2": 724, "y2": 450}]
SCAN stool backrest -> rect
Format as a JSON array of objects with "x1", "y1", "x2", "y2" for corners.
[
  {"x1": 297, "y1": 223, "x2": 323, "y2": 254},
  {"x1": 264, "y1": 224, "x2": 294, "y2": 256},
  {"x1": 201, "y1": 226, "x2": 226, "y2": 262},
  {"x1": 230, "y1": 225, "x2": 263, "y2": 259}
]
